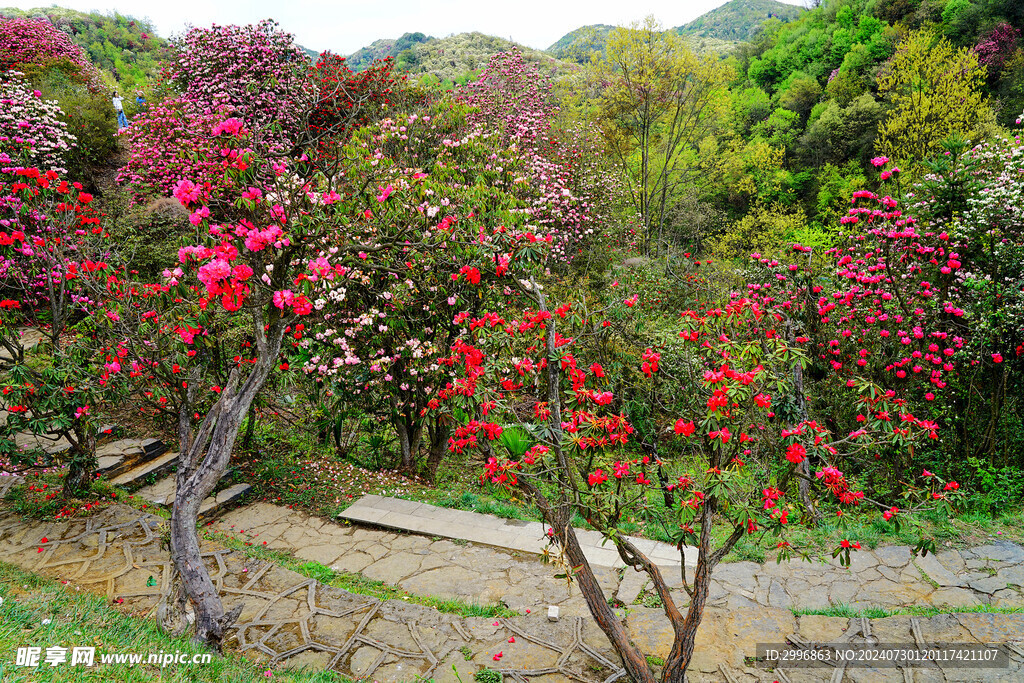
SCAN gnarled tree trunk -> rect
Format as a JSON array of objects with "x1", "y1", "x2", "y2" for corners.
[{"x1": 167, "y1": 314, "x2": 283, "y2": 649}]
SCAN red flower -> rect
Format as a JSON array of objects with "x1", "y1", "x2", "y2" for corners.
[
  {"x1": 992, "y1": 353, "x2": 1003, "y2": 363},
  {"x1": 674, "y1": 419, "x2": 695, "y2": 436},
  {"x1": 785, "y1": 443, "x2": 806, "y2": 464}
]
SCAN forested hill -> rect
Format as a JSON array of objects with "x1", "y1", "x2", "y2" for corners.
[
  {"x1": 677, "y1": 0, "x2": 804, "y2": 41},
  {"x1": 0, "y1": 6, "x2": 168, "y2": 88},
  {"x1": 346, "y1": 31, "x2": 572, "y2": 85},
  {"x1": 345, "y1": 31, "x2": 434, "y2": 71}
]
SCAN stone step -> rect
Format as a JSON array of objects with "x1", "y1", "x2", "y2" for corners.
[
  {"x1": 13, "y1": 432, "x2": 71, "y2": 455},
  {"x1": 109, "y1": 451, "x2": 178, "y2": 488},
  {"x1": 136, "y1": 467, "x2": 235, "y2": 507},
  {"x1": 199, "y1": 483, "x2": 252, "y2": 518},
  {"x1": 96, "y1": 438, "x2": 168, "y2": 479},
  {"x1": 340, "y1": 494, "x2": 697, "y2": 568}
]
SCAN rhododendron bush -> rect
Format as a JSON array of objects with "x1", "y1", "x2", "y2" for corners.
[
  {"x1": 457, "y1": 49, "x2": 619, "y2": 261},
  {"x1": 167, "y1": 20, "x2": 307, "y2": 154},
  {"x1": 0, "y1": 159, "x2": 111, "y2": 496},
  {"x1": 0, "y1": 16, "x2": 102, "y2": 90},
  {"x1": 428, "y1": 283, "x2": 957, "y2": 680},
  {"x1": 0, "y1": 71, "x2": 77, "y2": 173},
  {"x1": 292, "y1": 101, "x2": 561, "y2": 473},
  {"x1": 115, "y1": 96, "x2": 227, "y2": 202},
  {"x1": 744, "y1": 142, "x2": 1023, "y2": 487}
]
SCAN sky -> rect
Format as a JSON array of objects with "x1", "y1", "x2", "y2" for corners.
[{"x1": 3, "y1": 0, "x2": 807, "y2": 54}]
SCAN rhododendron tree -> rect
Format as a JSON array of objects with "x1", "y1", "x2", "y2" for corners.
[
  {"x1": 293, "y1": 101, "x2": 561, "y2": 473},
  {"x1": 167, "y1": 20, "x2": 308, "y2": 155},
  {"x1": 0, "y1": 16, "x2": 102, "y2": 91},
  {"x1": 0, "y1": 71, "x2": 77, "y2": 173},
  {"x1": 744, "y1": 143, "x2": 1022, "y2": 484},
  {"x1": 457, "y1": 49, "x2": 619, "y2": 261},
  {"x1": 0, "y1": 159, "x2": 110, "y2": 496},
  {"x1": 93, "y1": 105, "x2": 480, "y2": 645},
  {"x1": 116, "y1": 96, "x2": 227, "y2": 202},
  {"x1": 430, "y1": 285, "x2": 956, "y2": 681}
]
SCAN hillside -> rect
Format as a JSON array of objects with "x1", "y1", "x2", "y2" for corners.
[
  {"x1": 548, "y1": 0, "x2": 804, "y2": 62},
  {"x1": 346, "y1": 31, "x2": 575, "y2": 85},
  {"x1": 676, "y1": 0, "x2": 804, "y2": 42},
  {"x1": 0, "y1": 6, "x2": 169, "y2": 89},
  {"x1": 346, "y1": 31, "x2": 434, "y2": 71},
  {"x1": 546, "y1": 24, "x2": 616, "y2": 61}
]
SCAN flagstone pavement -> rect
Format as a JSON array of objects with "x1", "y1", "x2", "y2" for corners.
[{"x1": 2, "y1": 480, "x2": 1024, "y2": 681}]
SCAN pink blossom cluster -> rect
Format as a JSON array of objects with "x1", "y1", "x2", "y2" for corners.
[
  {"x1": 116, "y1": 97, "x2": 226, "y2": 201},
  {"x1": 168, "y1": 20, "x2": 308, "y2": 154},
  {"x1": 457, "y1": 50, "x2": 619, "y2": 261},
  {"x1": 0, "y1": 17, "x2": 102, "y2": 91},
  {"x1": 0, "y1": 71, "x2": 76, "y2": 173}
]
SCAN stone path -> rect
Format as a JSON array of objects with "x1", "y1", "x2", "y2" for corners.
[
  {"x1": 340, "y1": 493, "x2": 697, "y2": 567},
  {"x1": 333, "y1": 497, "x2": 1024, "y2": 614},
  {"x1": 2, "y1": 501, "x2": 1024, "y2": 682}
]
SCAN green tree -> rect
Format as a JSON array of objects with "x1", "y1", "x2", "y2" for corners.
[
  {"x1": 876, "y1": 30, "x2": 989, "y2": 167},
  {"x1": 599, "y1": 16, "x2": 732, "y2": 255}
]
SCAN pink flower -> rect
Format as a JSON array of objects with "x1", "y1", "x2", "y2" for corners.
[
  {"x1": 870, "y1": 156, "x2": 890, "y2": 167},
  {"x1": 992, "y1": 353, "x2": 1003, "y2": 363},
  {"x1": 376, "y1": 184, "x2": 394, "y2": 202},
  {"x1": 172, "y1": 178, "x2": 202, "y2": 206},
  {"x1": 212, "y1": 117, "x2": 245, "y2": 136}
]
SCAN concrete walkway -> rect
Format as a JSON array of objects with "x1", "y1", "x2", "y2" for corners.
[{"x1": 339, "y1": 493, "x2": 696, "y2": 568}]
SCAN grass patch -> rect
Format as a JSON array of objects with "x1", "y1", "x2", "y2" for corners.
[
  {"x1": 794, "y1": 602, "x2": 1024, "y2": 619},
  {"x1": 206, "y1": 530, "x2": 517, "y2": 619},
  {"x1": 0, "y1": 560, "x2": 348, "y2": 682},
  {"x1": 5, "y1": 470, "x2": 161, "y2": 522}
]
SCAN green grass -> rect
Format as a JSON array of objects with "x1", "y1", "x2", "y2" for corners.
[
  {"x1": 6, "y1": 471, "x2": 163, "y2": 522},
  {"x1": 0, "y1": 560, "x2": 348, "y2": 682},
  {"x1": 206, "y1": 531, "x2": 517, "y2": 619},
  {"x1": 794, "y1": 602, "x2": 1024, "y2": 620}
]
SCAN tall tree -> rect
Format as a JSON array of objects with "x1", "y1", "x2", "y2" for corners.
[
  {"x1": 599, "y1": 16, "x2": 731, "y2": 256},
  {"x1": 876, "y1": 29, "x2": 988, "y2": 167}
]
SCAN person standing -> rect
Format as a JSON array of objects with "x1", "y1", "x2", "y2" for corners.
[
  {"x1": 112, "y1": 91, "x2": 127, "y2": 129},
  {"x1": 135, "y1": 90, "x2": 145, "y2": 107}
]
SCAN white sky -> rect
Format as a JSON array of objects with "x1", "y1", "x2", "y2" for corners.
[{"x1": 4, "y1": 0, "x2": 806, "y2": 54}]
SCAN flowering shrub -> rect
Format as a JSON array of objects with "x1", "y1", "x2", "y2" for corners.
[
  {"x1": 293, "y1": 102, "x2": 551, "y2": 473},
  {"x1": 458, "y1": 49, "x2": 619, "y2": 261},
  {"x1": 168, "y1": 20, "x2": 308, "y2": 154},
  {"x1": 0, "y1": 160, "x2": 109, "y2": 496},
  {"x1": 116, "y1": 96, "x2": 226, "y2": 201},
  {"x1": 0, "y1": 71, "x2": 77, "y2": 173},
  {"x1": 429, "y1": 288, "x2": 953, "y2": 680},
  {"x1": 973, "y1": 23, "x2": 1019, "y2": 76},
  {"x1": 0, "y1": 16, "x2": 102, "y2": 90}
]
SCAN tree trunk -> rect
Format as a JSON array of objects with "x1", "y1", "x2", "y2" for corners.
[
  {"x1": 62, "y1": 446, "x2": 96, "y2": 498},
  {"x1": 168, "y1": 314, "x2": 282, "y2": 649},
  {"x1": 62, "y1": 426, "x2": 96, "y2": 498},
  {"x1": 423, "y1": 419, "x2": 452, "y2": 481},
  {"x1": 662, "y1": 505, "x2": 715, "y2": 679}
]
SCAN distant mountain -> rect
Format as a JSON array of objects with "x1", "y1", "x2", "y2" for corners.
[
  {"x1": 548, "y1": 0, "x2": 804, "y2": 62},
  {"x1": 547, "y1": 24, "x2": 616, "y2": 62},
  {"x1": 346, "y1": 32, "x2": 435, "y2": 71},
  {"x1": 345, "y1": 31, "x2": 574, "y2": 86},
  {"x1": 410, "y1": 32, "x2": 572, "y2": 84},
  {"x1": 676, "y1": 0, "x2": 804, "y2": 42}
]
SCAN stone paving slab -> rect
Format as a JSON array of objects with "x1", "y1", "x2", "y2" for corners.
[
  {"x1": 2, "y1": 503, "x2": 1024, "y2": 682},
  {"x1": 340, "y1": 494, "x2": 696, "y2": 568},
  {"x1": 109, "y1": 450, "x2": 178, "y2": 487}
]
